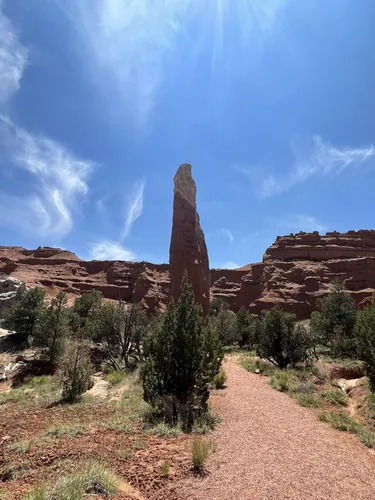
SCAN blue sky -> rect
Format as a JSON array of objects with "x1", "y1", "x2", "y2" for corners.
[{"x1": 1, "y1": 0, "x2": 375, "y2": 268}]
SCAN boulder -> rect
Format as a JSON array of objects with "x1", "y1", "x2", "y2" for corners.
[{"x1": 169, "y1": 164, "x2": 210, "y2": 314}]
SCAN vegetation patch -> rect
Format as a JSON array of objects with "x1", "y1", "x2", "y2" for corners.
[
  {"x1": 191, "y1": 438, "x2": 214, "y2": 471},
  {"x1": 45, "y1": 423, "x2": 86, "y2": 439},
  {"x1": 295, "y1": 393, "x2": 322, "y2": 408},
  {"x1": 270, "y1": 370, "x2": 297, "y2": 392},
  {"x1": 213, "y1": 369, "x2": 227, "y2": 389},
  {"x1": 318, "y1": 411, "x2": 359, "y2": 432},
  {"x1": 24, "y1": 460, "x2": 120, "y2": 499},
  {"x1": 322, "y1": 389, "x2": 348, "y2": 406},
  {"x1": 106, "y1": 370, "x2": 126, "y2": 386}
]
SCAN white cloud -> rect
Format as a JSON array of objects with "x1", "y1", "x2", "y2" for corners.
[
  {"x1": 222, "y1": 261, "x2": 240, "y2": 269},
  {"x1": 258, "y1": 136, "x2": 375, "y2": 198},
  {"x1": 0, "y1": 1, "x2": 28, "y2": 104},
  {"x1": 276, "y1": 214, "x2": 327, "y2": 234},
  {"x1": 55, "y1": 0, "x2": 287, "y2": 127},
  {"x1": 89, "y1": 241, "x2": 136, "y2": 261},
  {"x1": 0, "y1": 115, "x2": 94, "y2": 238},
  {"x1": 221, "y1": 228, "x2": 234, "y2": 243},
  {"x1": 123, "y1": 180, "x2": 145, "y2": 240}
]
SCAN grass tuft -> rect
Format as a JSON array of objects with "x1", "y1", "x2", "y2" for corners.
[
  {"x1": 270, "y1": 370, "x2": 297, "y2": 392},
  {"x1": 322, "y1": 389, "x2": 348, "y2": 406},
  {"x1": 45, "y1": 423, "x2": 85, "y2": 439},
  {"x1": 24, "y1": 460, "x2": 120, "y2": 499},
  {"x1": 295, "y1": 393, "x2": 322, "y2": 408},
  {"x1": 147, "y1": 422, "x2": 182, "y2": 438},
  {"x1": 160, "y1": 462, "x2": 169, "y2": 477},
  {"x1": 213, "y1": 369, "x2": 227, "y2": 389},
  {"x1": 356, "y1": 425, "x2": 375, "y2": 448},
  {"x1": 318, "y1": 411, "x2": 358, "y2": 432},
  {"x1": 191, "y1": 438, "x2": 214, "y2": 470},
  {"x1": 240, "y1": 356, "x2": 274, "y2": 375},
  {"x1": 106, "y1": 370, "x2": 126, "y2": 386},
  {"x1": 7, "y1": 439, "x2": 32, "y2": 454}
]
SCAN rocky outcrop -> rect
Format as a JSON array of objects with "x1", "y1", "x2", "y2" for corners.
[
  {"x1": 1, "y1": 230, "x2": 375, "y2": 319},
  {"x1": 169, "y1": 164, "x2": 210, "y2": 313},
  {"x1": 0, "y1": 276, "x2": 25, "y2": 316}
]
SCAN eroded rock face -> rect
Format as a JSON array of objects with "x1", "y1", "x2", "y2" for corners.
[
  {"x1": 0, "y1": 276, "x2": 25, "y2": 316},
  {"x1": 2, "y1": 230, "x2": 375, "y2": 320},
  {"x1": 169, "y1": 164, "x2": 210, "y2": 313}
]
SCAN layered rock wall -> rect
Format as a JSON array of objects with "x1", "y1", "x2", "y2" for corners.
[{"x1": 1, "y1": 230, "x2": 375, "y2": 319}]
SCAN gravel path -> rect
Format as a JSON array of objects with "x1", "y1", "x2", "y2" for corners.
[{"x1": 178, "y1": 360, "x2": 375, "y2": 500}]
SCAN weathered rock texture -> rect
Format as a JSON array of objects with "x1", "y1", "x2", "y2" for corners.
[
  {"x1": 1, "y1": 230, "x2": 375, "y2": 319},
  {"x1": 0, "y1": 276, "x2": 25, "y2": 316},
  {"x1": 169, "y1": 164, "x2": 210, "y2": 313}
]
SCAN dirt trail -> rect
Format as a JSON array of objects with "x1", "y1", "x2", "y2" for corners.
[{"x1": 178, "y1": 360, "x2": 375, "y2": 500}]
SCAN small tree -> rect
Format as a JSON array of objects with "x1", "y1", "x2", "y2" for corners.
[
  {"x1": 257, "y1": 308, "x2": 313, "y2": 368},
  {"x1": 69, "y1": 291, "x2": 103, "y2": 340},
  {"x1": 356, "y1": 299, "x2": 375, "y2": 391},
  {"x1": 97, "y1": 302, "x2": 148, "y2": 370},
  {"x1": 208, "y1": 298, "x2": 238, "y2": 346},
  {"x1": 58, "y1": 340, "x2": 93, "y2": 402},
  {"x1": 3, "y1": 287, "x2": 46, "y2": 339},
  {"x1": 236, "y1": 307, "x2": 259, "y2": 349},
  {"x1": 310, "y1": 282, "x2": 356, "y2": 357},
  {"x1": 142, "y1": 274, "x2": 222, "y2": 429},
  {"x1": 32, "y1": 291, "x2": 69, "y2": 365}
]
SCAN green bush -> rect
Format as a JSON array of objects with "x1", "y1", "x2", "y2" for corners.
[
  {"x1": 31, "y1": 292, "x2": 69, "y2": 366},
  {"x1": 142, "y1": 274, "x2": 222, "y2": 430},
  {"x1": 208, "y1": 298, "x2": 238, "y2": 346},
  {"x1": 270, "y1": 370, "x2": 297, "y2": 392},
  {"x1": 356, "y1": 425, "x2": 375, "y2": 448},
  {"x1": 257, "y1": 309, "x2": 313, "y2": 369},
  {"x1": 240, "y1": 356, "x2": 274, "y2": 375},
  {"x1": 322, "y1": 389, "x2": 348, "y2": 406},
  {"x1": 213, "y1": 369, "x2": 227, "y2": 389},
  {"x1": 58, "y1": 340, "x2": 93, "y2": 403},
  {"x1": 310, "y1": 282, "x2": 356, "y2": 357},
  {"x1": 191, "y1": 438, "x2": 213, "y2": 470},
  {"x1": 356, "y1": 300, "x2": 375, "y2": 391},
  {"x1": 4, "y1": 287, "x2": 46, "y2": 340},
  {"x1": 236, "y1": 307, "x2": 259, "y2": 348}
]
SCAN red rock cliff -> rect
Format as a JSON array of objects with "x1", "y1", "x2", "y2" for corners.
[{"x1": 1, "y1": 230, "x2": 375, "y2": 319}]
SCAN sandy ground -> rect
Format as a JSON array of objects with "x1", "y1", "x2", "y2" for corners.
[{"x1": 178, "y1": 360, "x2": 375, "y2": 500}]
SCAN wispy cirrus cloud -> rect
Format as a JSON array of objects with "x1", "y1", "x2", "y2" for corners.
[
  {"x1": 257, "y1": 136, "x2": 375, "y2": 198},
  {"x1": 89, "y1": 241, "x2": 135, "y2": 261},
  {"x1": 123, "y1": 180, "x2": 146, "y2": 240},
  {"x1": 0, "y1": 0, "x2": 28, "y2": 104},
  {"x1": 0, "y1": 115, "x2": 94, "y2": 238},
  {"x1": 55, "y1": 0, "x2": 288, "y2": 127},
  {"x1": 276, "y1": 214, "x2": 327, "y2": 234},
  {"x1": 221, "y1": 228, "x2": 234, "y2": 243}
]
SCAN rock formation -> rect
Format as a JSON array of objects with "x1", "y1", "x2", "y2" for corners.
[
  {"x1": 0, "y1": 276, "x2": 25, "y2": 316},
  {"x1": 1, "y1": 230, "x2": 375, "y2": 320},
  {"x1": 169, "y1": 164, "x2": 210, "y2": 314}
]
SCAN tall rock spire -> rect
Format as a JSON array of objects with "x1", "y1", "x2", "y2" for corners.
[{"x1": 169, "y1": 164, "x2": 210, "y2": 314}]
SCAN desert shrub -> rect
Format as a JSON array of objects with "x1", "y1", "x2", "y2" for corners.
[
  {"x1": 24, "y1": 460, "x2": 120, "y2": 499},
  {"x1": 236, "y1": 307, "x2": 259, "y2": 348},
  {"x1": 69, "y1": 291, "x2": 103, "y2": 340},
  {"x1": 3, "y1": 287, "x2": 46, "y2": 340},
  {"x1": 213, "y1": 369, "x2": 227, "y2": 389},
  {"x1": 147, "y1": 422, "x2": 182, "y2": 438},
  {"x1": 97, "y1": 302, "x2": 148, "y2": 370},
  {"x1": 142, "y1": 274, "x2": 222, "y2": 430},
  {"x1": 58, "y1": 340, "x2": 93, "y2": 403},
  {"x1": 208, "y1": 298, "x2": 238, "y2": 346},
  {"x1": 270, "y1": 370, "x2": 297, "y2": 392},
  {"x1": 322, "y1": 389, "x2": 348, "y2": 406},
  {"x1": 295, "y1": 393, "x2": 322, "y2": 408},
  {"x1": 160, "y1": 462, "x2": 169, "y2": 477},
  {"x1": 356, "y1": 300, "x2": 375, "y2": 391},
  {"x1": 191, "y1": 438, "x2": 213, "y2": 470},
  {"x1": 31, "y1": 292, "x2": 69, "y2": 366},
  {"x1": 318, "y1": 411, "x2": 358, "y2": 432},
  {"x1": 45, "y1": 423, "x2": 86, "y2": 439},
  {"x1": 257, "y1": 309, "x2": 313, "y2": 369},
  {"x1": 310, "y1": 282, "x2": 357, "y2": 357}
]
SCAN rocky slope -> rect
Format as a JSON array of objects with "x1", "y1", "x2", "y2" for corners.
[{"x1": 1, "y1": 230, "x2": 375, "y2": 319}]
